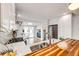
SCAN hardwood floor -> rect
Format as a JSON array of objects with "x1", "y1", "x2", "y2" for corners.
[{"x1": 26, "y1": 39, "x2": 79, "y2": 56}]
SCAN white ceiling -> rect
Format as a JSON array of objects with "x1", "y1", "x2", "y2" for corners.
[{"x1": 15, "y1": 3, "x2": 70, "y2": 22}]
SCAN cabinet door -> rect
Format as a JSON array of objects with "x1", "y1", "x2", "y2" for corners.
[{"x1": 1, "y1": 3, "x2": 15, "y2": 32}]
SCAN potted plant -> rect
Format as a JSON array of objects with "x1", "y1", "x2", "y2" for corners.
[{"x1": 59, "y1": 36, "x2": 64, "y2": 41}]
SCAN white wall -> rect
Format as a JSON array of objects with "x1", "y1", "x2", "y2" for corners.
[
  {"x1": 49, "y1": 13, "x2": 72, "y2": 39},
  {"x1": 72, "y1": 14, "x2": 79, "y2": 39}
]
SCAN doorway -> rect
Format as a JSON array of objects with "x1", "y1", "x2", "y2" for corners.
[
  {"x1": 23, "y1": 25, "x2": 37, "y2": 45},
  {"x1": 49, "y1": 24, "x2": 58, "y2": 39}
]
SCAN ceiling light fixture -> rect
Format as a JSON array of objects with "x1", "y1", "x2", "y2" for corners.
[{"x1": 68, "y1": 3, "x2": 79, "y2": 10}]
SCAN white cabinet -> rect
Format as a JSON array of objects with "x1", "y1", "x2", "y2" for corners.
[
  {"x1": 1, "y1": 3, "x2": 16, "y2": 32},
  {"x1": 0, "y1": 4, "x2": 1, "y2": 30}
]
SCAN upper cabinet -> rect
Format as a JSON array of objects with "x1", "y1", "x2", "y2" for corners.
[{"x1": 1, "y1": 3, "x2": 16, "y2": 32}]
